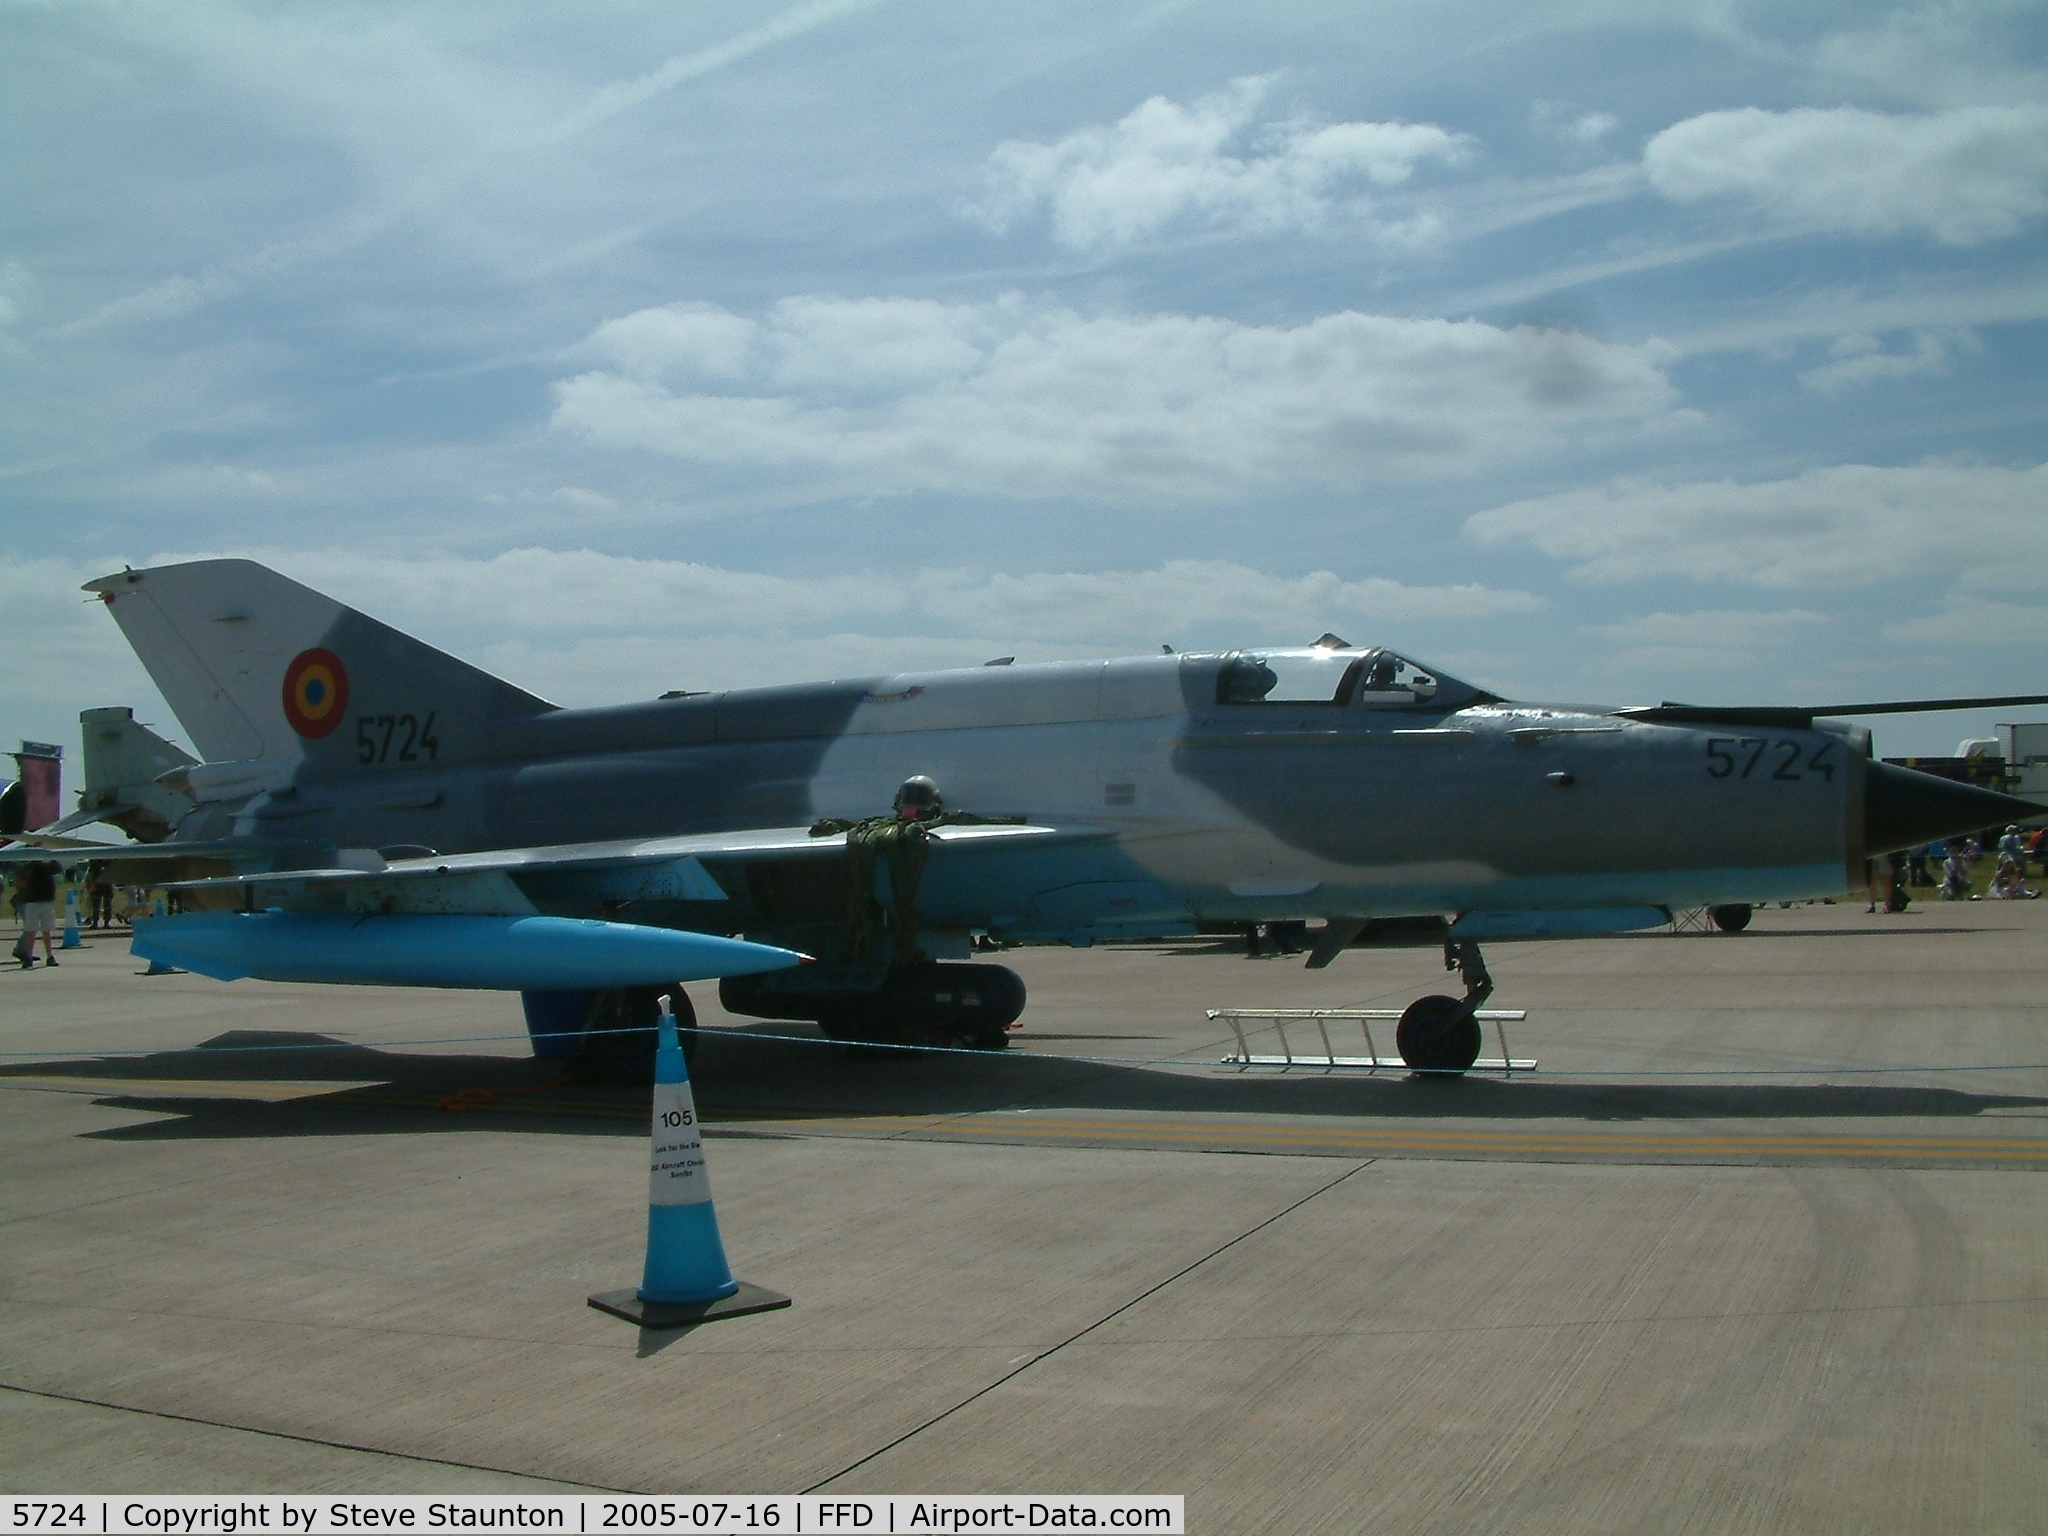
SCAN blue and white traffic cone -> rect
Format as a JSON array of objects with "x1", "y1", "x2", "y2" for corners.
[
  {"x1": 141, "y1": 894, "x2": 179, "y2": 974},
  {"x1": 587, "y1": 997, "x2": 789, "y2": 1329},
  {"x1": 640, "y1": 998, "x2": 737, "y2": 1304},
  {"x1": 61, "y1": 887, "x2": 81, "y2": 949}
]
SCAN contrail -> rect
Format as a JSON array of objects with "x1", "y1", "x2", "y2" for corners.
[
  {"x1": 547, "y1": 0, "x2": 889, "y2": 140},
  {"x1": 50, "y1": 0, "x2": 891, "y2": 338}
]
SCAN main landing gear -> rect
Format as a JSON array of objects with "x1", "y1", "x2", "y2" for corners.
[
  {"x1": 1394, "y1": 939, "x2": 1494, "y2": 1074},
  {"x1": 572, "y1": 984, "x2": 696, "y2": 1085},
  {"x1": 720, "y1": 961, "x2": 1028, "y2": 1052}
]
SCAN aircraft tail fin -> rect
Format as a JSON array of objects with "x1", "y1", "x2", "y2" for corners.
[
  {"x1": 30, "y1": 706, "x2": 204, "y2": 842},
  {"x1": 81, "y1": 706, "x2": 196, "y2": 793},
  {"x1": 86, "y1": 560, "x2": 556, "y2": 767}
]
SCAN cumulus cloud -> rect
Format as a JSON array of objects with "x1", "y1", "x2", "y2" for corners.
[
  {"x1": 1644, "y1": 105, "x2": 2048, "y2": 246},
  {"x1": 1465, "y1": 461, "x2": 2048, "y2": 589},
  {"x1": 1531, "y1": 101, "x2": 1618, "y2": 146},
  {"x1": 584, "y1": 302, "x2": 760, "y2": 382},
  {"x1": 1815, "y1": 10, "x2": 2048, "y2": 113},
  {"x1": 0, "y1": 557, "x2": 179, "y2": 751},
  {"x1": 1580, "y1": 607, "x2": 1833, "y2": 676},
  {"x1": 1882, "y1": 597, "x2": 2048, "y2": 647},
  {"x1": 909, "y1": 561, "x2": 1542, "y2": 639},
  {"x1": 966, "y1": 76, "x2": 1473, "y2": 252},
  {"x1": 554, "y1": 294, "x2": 1678, "y2": 501},
  {"x1": 1584, "y1": 609, "x2": 1831, "y2": 646},
  {"x1": 249, "y1": 546, "x2": 1537, "y2": 644},
  {"x1": 1798, "y1": 329, "x2": 1974, "y2": 392}
]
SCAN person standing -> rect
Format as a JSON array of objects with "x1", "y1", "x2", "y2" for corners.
[
  {"x1": 1941, "y1": 840, "x2": 1973, "y2": 900},
  {"x1": 17, "y1": 860, "x2": 59, "y2": 967},
  {"x1": 1885, "y1": 849, "x2": 1911, "y2": 912}
]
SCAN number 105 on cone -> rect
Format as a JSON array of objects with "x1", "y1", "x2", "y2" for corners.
[{"x1": 650, "y1": 1079, "x2": 714, "y2": 1205}]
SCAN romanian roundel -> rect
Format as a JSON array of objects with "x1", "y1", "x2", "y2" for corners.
[{"x1": 282, "y1": 648, "x2": 349, "y2": 738}]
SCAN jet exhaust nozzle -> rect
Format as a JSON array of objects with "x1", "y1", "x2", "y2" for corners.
[
  {"x1": 131, "y1": 911, "x2": 806, "y2": 990},
  {"x1": 1863, "y1": 760, "x2": 2042, "y2": 857}
]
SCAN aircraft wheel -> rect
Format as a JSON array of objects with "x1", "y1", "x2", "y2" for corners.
[
  {"x1": 1710, "y1": 903, "x2": 1753, "y2": 933},
  {"x1": 815, "y1": 1010, "x2": 860, "y2": 1043},
  {"x1": 1396, "y1": 994, "x2": 1481, "y2": 1073},
  {"x1": 577, "y1": 984, "x2": 695, "y2": 1084},
  {"x1": 960, "y1": 963, "x2": 1027, "y2": 1030},
  {"x1": 817, "y1": 1003, "x2": 916, "y2": 1055}
]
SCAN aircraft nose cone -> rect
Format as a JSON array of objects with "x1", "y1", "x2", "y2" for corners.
[{"x1": 1864, "y1": 759, "x2": 2042, "y2": 855}]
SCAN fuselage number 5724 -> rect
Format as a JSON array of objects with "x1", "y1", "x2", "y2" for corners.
[{"x1": 1706, "y1": 736, "x2": 1835, "y2": 782}]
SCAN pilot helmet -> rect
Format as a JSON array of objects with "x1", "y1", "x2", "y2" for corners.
[{"x1": 894, "y1": 775, "x2": 943, "y2": 816}]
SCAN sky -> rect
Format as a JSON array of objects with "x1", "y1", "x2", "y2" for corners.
[{"x1": 4, "y1": 0, "x2": 2047, "y2": 783}]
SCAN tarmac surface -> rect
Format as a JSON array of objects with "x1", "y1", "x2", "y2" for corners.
[{"x1": 3, "y1": 901, "x2": 2047, "y2": 1531}]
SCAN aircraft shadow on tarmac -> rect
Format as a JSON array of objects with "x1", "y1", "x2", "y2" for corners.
[{"x1": 6, "y1": 1024, "x2": 2045, "y2": 1142}]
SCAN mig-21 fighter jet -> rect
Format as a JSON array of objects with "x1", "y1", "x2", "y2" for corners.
[{"x1": 21, "y1": 558, "x2": 2041, "y2": 1078}]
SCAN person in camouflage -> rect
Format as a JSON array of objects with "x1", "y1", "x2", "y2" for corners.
[{"x1": 810, "y1": 777, "x2": 1019, "y2": 968}]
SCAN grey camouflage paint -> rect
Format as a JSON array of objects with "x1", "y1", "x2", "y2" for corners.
[{"x1": 92, "y1": 560, "x2": 1869, "y2": 957}]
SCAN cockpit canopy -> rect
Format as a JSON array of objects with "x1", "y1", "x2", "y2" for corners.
[{"x1": 1215, "y1": 647, "x2": 1494, "y2": 710}]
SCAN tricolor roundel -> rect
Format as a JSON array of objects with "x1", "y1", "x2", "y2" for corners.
[{"x1": 282, "y1": 648, "x2": 349, "y2": 738}]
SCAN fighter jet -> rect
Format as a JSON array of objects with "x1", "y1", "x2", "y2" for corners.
[
  {"x1": 32, "y1": 707, "x2": 198, "y2": 844},
  {"x1": 32, "y1": 558, "x2": 2045, "y2": 1077}
]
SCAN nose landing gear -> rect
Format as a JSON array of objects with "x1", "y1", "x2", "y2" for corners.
[{"x1": 1394, "y1": 939, "x2": 1494, "y2": 1074}]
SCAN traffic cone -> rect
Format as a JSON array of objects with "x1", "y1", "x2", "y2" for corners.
[
  {"x1": 61, "y1": 887, "x2": 81, "y2": 949},
  {"x1": 141, "y1": 894, "x2": 180, "y2": 974},
  {"x1": 587, "y1": 997, "x2": 790, "y2": 1330}
]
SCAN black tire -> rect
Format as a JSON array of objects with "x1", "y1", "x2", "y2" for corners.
[
  {"x1": 947, "y1": 963, "x2": 1027, "y2": 1030},
  {"x1": 1710, "y1": 903, "x2": 1753, "y2": 933},
  {"x1": 814, "y1": 1009, "x2": 861, "y2": 1043},
  {"x1": 816, "y1": 1001, "x2": 917, "y2": 1056},
  {"x1": 1395, "y1": 994, "x2": 1481, "y2": 1073},
  {"x1": 577, "y1": 984, "x2": 695, "y2": 1084}
]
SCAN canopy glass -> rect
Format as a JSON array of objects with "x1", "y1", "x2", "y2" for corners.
[{"x1": 1215, "y1": 648, "x2": 1492, "y2": 710}]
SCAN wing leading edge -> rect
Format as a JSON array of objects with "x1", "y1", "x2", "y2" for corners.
[{"x1": 165, "y1": 820, "x2": 1108, "y2": 914}]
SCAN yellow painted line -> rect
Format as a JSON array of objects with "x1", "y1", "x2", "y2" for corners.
[
  {"x1": 932, "y1": 1117, "x2": 2048, "y2": 1151},
  {"x1": 749, "y1": 1114, "x2": 2048, "y2": 1160}
]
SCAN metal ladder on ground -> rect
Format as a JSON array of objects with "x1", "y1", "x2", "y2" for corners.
[{"x1": 1208, "y1": 1007, "x2": 1536, "y2": 1076}]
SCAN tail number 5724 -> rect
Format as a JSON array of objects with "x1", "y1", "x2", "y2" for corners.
[{"x1": 356, "y1": 711, "x2": 439, "y2": 765}]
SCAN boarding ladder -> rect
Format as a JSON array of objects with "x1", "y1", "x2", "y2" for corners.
[{"x1": 1209, "y1": 1007, "x2": 1536, "y2": 1076}]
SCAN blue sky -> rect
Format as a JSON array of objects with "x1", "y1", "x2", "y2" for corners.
[{"x1": 4, "y1": 0, "x2": 2046, "y2": 772}]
